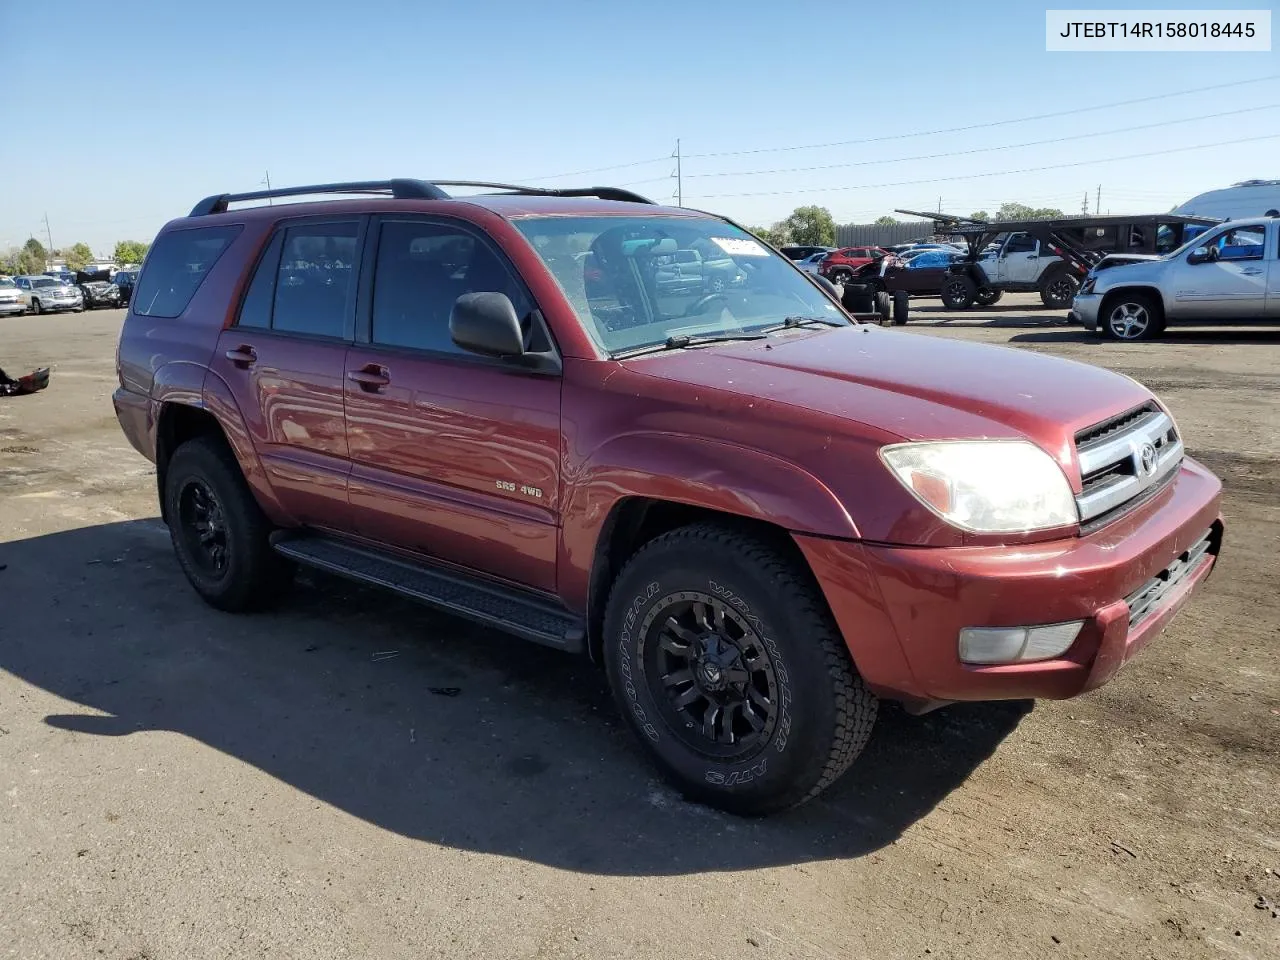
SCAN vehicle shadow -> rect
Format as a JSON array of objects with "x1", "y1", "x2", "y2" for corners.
[
  {"x1": 1009, "y1": 328, "x2": 1280, "y2": 345},
  {"x1": 0, "y1": 519, "x2": 1030, "y2": 876},
  {"x1": 907, "y1": 310, "x2": 1070, "y2": 329}
]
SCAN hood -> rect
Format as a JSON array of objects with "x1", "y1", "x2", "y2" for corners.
[
  {"x1": 1092, "y1": 253, "x2": 1161, "y2": 272},
  {"x1": 627, "y1": 325, "x2": 1153, "y2": 468}
]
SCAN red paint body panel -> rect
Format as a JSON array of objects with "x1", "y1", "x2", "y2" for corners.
[
  {"x1": 798, "y1": 458, "x2": 1222, "y2": 702},
  {"x1": 113, "y1": 191, "x2": 1228, "y2": 707}
]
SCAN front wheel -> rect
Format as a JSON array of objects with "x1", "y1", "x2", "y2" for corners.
[
  {"x1": 603, "y1": 524, "x2": 878, "y2": 816},
  {"x1": 1101, "y1": 292, "x2": 1164, "y2": 342},
  {"x1": 892, "y1": 289, "x2": 910, "y2": 325},
  {"x1": 940, "y1": 275, "x2": 976, "y2": 310},
  {"x1": 31, "y1": 299, "x2": 42, "y2": 315},
  {"x1": 875, "y1": 290, "x2": 892, "y2": 322}
]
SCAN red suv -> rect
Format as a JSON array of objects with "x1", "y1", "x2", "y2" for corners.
[
  {"x1": 818, "y1": 245, "x2": 888, "y2": 282},
  {"x1": 113, "y1": 179, "x2": 1224, "y2": 815}
]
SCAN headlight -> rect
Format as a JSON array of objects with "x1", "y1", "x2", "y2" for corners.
[
  {"x1": 1079, "y1": 277, "x2": 1096, "y2": 295},
  {"x1": 879, "y1": 440, "x2": 1077, "y2": 533}
]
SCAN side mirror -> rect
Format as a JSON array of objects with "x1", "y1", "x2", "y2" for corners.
[
  {"x1": 1187, "y1": 245, "x2": 1218, "y2": 265},
  {"x1": 450, "y1": 292, "x2": 525, "y2": 358}
]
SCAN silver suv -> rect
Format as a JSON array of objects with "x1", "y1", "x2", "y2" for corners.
[
  {"x1": 1071, "y1": 216, "x2": 1279, "y2": 341},
  {"x1": 13, "y1": 275, "x2": 84, "y2": 314}
]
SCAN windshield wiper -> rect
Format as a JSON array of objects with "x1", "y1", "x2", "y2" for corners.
[
  {"x1": 766, "y1": 315, "x2": 848, "y2": 332},
  {"x1": 612, "y1": 332, "x2": 767, "y2": 360}
]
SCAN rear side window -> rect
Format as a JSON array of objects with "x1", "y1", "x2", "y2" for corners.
[
  {"x1": 272, "y1": 222, "x2": 359, "y2": 337},
  {"x1": 235, "y1": 221, "x2": 359, "y2": 337},
  {"x1": 132, "y1": 225, "x2": 242, "y2": 318}
]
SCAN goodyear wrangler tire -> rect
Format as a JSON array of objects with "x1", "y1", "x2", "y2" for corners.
[{"x1": 602, "y1": 524, "x2": 877, "y2": 815}]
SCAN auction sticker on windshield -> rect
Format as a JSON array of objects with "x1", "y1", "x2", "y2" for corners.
[{"x1": 711, "y1": 237, "x2": 770, "y2": 257}]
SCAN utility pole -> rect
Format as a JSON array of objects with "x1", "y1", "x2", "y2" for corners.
[
  {"x1": 263, "y1": 170, "x2": 273, "y2": 205},
  {"x1": 937, "y1": 195, "x2": 942, "y2": 213},
  {"x1": 1082, "y1": 191, "x2": 1089, "y2": 215},
  {"x1": 1096, "y1": 184, "x2": 1102, "y2": 217},
  {"x1": 43, "y1": 213, "x2": 53, "y2": 257},
  {"x1": 672, "y1": 140, "x2": 682, "y2": 206}
]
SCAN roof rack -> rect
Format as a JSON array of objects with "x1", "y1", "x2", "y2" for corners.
[{"x1": 189, "y1": 179, "x2": 655, "y2": 217}]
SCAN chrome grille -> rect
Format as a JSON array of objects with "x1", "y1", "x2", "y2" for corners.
[
  {"x1": 1074, "y1": 403, "x2": 1183, "y2": 524},
  {"x1": 1126, "y1": 528, "x2": 1215, "y2": 628}
]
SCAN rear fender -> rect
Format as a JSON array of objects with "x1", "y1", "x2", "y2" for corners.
[
  {"x1": 558, "y1": 433, "x2": 858, "y2": 610},
  {"x1": 198, "y1": 369, "x2": 294, "y2": 525}
]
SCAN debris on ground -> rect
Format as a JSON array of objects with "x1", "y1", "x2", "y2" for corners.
[{"x1": 0, "y1": 365, "x2": 51, "y2": 397}]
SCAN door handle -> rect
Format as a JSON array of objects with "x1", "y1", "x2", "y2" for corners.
[
  {"x1": 224, "y1": 345, "x2": 257, "y2": 368},
  {"x1": 1241, "y1": 268, "x2": 1263, "y2": 276},
  {"x1": 347, "y1": 365, "x2": 391, "y2": 391}
]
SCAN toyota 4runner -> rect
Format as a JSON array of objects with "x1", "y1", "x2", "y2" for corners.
[{"x1": 113, "y1": 178, "x2": 1225, "y2": 815}]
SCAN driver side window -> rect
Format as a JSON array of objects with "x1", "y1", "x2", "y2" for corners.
[
  {"x1": 1212, "y1": 225, "x2": 1265, "y2": 261},
  {"x1": 1004, "y1": 233, "x2": 1037, "y2": 255}
]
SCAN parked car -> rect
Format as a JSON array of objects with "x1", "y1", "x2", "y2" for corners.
[
  {"x1": 850, "y1": 248, "x2": 966, "y2": 301},
  {"x1": 78, "y1": 278, "x2": 123, "y2": 309},
  {"x1": 113, "y1": 177, "x2": 1224, "y2": 816},
  {"x1": 0, "y1": 276, "x2": 28, "y2": 316},
  {"x1": 13, "y1": 275, "x2": 83, "y2": 314},
  {"x1": 779, "y1": 244, "x2": 834, "y2": 261},
  {"x1": 112, "y1": 270, "x2": 139, "y2": 306},
  {"x1": 797, "y1": 251, "x2": 829, "y2": 275},
  {"x1": 1070, "y1": 215, "x2": 1278, "y2": 341},
  {"x1": 818, "y1": 246, "x2": 888, "y2": 282},
  {"x1": 653, "y1": 246, "x2": 741, "y2": 294}
]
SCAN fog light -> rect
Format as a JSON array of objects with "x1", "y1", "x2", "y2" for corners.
[{"x1": 959, "y1": 621, "x2": 1084, "y2": 664}]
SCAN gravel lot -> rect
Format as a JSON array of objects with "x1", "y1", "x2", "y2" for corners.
[{"x1": 2, "y1": 297, "x2": 1278, "y2": 960}]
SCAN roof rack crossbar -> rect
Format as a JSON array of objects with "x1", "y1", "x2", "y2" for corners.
[
  {"x1": 189, "y1": 179, "x2": 449, "y2": 216},
  {"x1": 431, "y1": 181, "x2": 656, "y2": 205}
]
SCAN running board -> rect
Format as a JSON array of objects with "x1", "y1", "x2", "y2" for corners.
[{"x1": 271, "y1": 533, "x2": 585, "y2": 653}]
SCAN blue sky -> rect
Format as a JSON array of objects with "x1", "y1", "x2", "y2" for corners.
[{"x1": 3, "y1": 0, "x2": 1277, "y2": 254}]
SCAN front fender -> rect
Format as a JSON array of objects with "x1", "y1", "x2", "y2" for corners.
[{"x1": 558, "y1": 432, "x2": 858, "y2": 609}]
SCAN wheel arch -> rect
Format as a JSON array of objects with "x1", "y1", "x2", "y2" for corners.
[{"x1": 1099, "y1": 284, "x2": 1167, "y2": 321}]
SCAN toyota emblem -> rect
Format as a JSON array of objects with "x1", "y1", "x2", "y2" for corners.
[{"x1": 1138, "y1": 442, "x2": 1158, "y2": 475}]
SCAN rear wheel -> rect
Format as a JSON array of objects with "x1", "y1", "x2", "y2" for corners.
[
  {"x1": 1039, "y1": 269, "x2": 1079, "y2": 309},
  {"x1": 602, "y1": 524, "x2": 877, "y2": 816},
  {"x1": 164, "y1": 435, "x2": 295, "y2": 611},
  {"x1": 1101, "y1": 292, "x2": 1164, "y2": 342},
  {"x1": 940, "y1": 275, "x2": 976, "y2": 310}
]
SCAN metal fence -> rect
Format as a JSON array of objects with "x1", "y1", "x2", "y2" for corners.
[{"x1": 834, "y1": 221, "x2": 946, "y2": 247}]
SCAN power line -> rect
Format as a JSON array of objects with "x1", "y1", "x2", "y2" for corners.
[
  {"x1": 682, "y1": 104, "x2": 1279, "y2": 179},
  {"x1": 689, "y1": 133, "x2": 1280, "y2": 199},
  {"x1": 685, "y1": 74, "x2": 1279, "y2": 159},
  {"x1": 522, "y1": 154, "x2": 671, "y2": 183}
]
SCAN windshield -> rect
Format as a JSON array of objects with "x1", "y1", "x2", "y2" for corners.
[
  {"x1": 0, "y1": 278, "x2": 14, "y2": 288},
  {"x1": 514, "y1": 216, "x2": 847, "y2": 354},
  {"x1": 1161, "y1": 223, "x2": 1215, "y2": 260},
  {"x1": 31, "y1": 278, "x2": 58, "y2": 289}
]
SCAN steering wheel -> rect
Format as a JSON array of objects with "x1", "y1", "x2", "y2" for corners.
[{"x1": 685, "y1": 292, "x2": 728, "y2": 316}]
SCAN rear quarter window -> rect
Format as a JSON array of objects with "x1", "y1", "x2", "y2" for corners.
[{"x1": 132, "y1": 225, "x2": 242, "y2": 318}]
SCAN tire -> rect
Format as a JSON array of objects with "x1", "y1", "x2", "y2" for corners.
[
  {"x1": 1101, "y1": 291, "x2": 1164, "y2": 342},
  {"x1": 940, "y1": 275, "x2": 976, "y2": 310},
  {"x1": 1039, "y1": 269, "x2": 1079, "y2": 309},
  {"x1": 830, "y1": 268, "x2": 854, "y2": 284},
  {"x1": 974, "y1": 287, "x2": 1003, "y2": 307},
  {"x1": 875, "y1": 290, "x2": 892, "y2": 322},
  {"x1": 31, "y1": 299, "x2": 42, "y2": 315},
  {"x1": 602, "y1": 524, "x2": 878, "y2": 816},
  {"x1": 892, "y1": 289, "x2": 910, "y2": 325},
  {"x1": 163, "y1": 435, "x2": 295, "y2": 612}
]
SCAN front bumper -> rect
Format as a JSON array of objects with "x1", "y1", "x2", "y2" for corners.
[
  {"x1": 1070, "y1": 292, "x2": 1102, "y2": 330},
  {"x1": 795, "y1": 457, "x2": 1223, "y2": 704},
  {"x1": 0, "y1": 301, "x2": 26, "y2": 315}
]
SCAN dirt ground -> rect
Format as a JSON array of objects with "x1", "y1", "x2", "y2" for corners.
[{"x1": 2, "y1": 297, "x2": 1278, "y2": 960}]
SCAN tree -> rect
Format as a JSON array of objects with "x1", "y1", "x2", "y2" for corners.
[
  {"x1": 873, "y1": 215, "x2": 899, "y2": 226},
  {"x1": 994, "y1": 202, "x2": 1065, "y2": 221},
  {"x1": 748, "y1": 224, "x2": 784, "y2": 245},
  {"x1": 780, "y1": 205, "x2": 836, "y2": 247},
  {"x1": 2, "y1": 238, "x2": 48, "y2": 276},
  {"x1": 969, "y1": 210, "x2": 990, "y2": 222},
  {"x1": 63, "y1": 242, "x2": 94, "y2": 271},
  {"x1": 113, "y1": 240, "x2": 149, "y2": 266}
]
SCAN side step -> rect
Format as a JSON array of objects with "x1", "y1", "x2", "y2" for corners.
[{"x1": 271, "y1": 533, "x2": 585, "y2": 653}]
